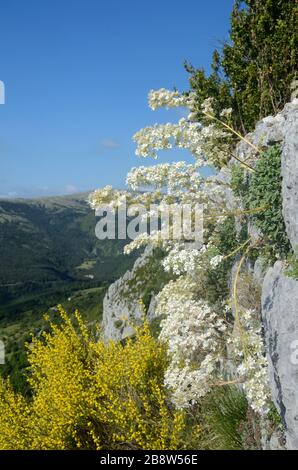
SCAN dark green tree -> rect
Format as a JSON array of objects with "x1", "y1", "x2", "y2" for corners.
[{"x1": 186, "y1": 0, "x2": 298, "y2": 132}]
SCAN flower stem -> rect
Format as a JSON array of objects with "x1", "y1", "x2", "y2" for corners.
[
  {"x1": 233, "y1": 245, "x2": 251, "y2": 357},
  {"x1": 204, "y1": 205, "x2": 268, "y2": 220},
  {"x1": 223, "y1": 237, "x2": 252, "y2": 261},
  {"x1": 203, "y1": 111, "x2": 261, "y2": 154}
]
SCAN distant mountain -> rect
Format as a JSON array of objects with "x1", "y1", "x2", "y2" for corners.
[{"x1": 0, "y1": 193, "x2": 136, "y2": 320}]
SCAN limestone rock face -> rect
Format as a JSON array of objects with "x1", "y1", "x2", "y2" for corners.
[
  {"x1": 262, "y1": 261, "x2": 298, "y2": 450},
  {"x1": 234, "y1": 98, "x2": 298, "y2": 251},
  {"x1": 230, "y1": 99, "x2": 298, "y2": 448},
  {"x1": 102, "y1": 246, "x2": 156, "y2": 341},
  {"x1": 281, "y1": 101, "x2": 298, "y2": 250}
]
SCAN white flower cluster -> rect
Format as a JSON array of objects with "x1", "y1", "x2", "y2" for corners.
[
  {"x1": 162, "y1": 246, "x2": 202, "y2": 276},
  {"x1": 163, "y1": 241, "x2": 225, "y2": 274},
  {"x1": 201, "y1": 97, "x2": 215, "y2": 115},
  {"x1": 220, "y1": 108, "x2": 233, "y2": 118},
  {"x1": 210, "y1": 254, "x2": 224, "y2": 268},
  {"x1": 157, "y1": 277, "x2": 227, "y2": 408},
  {"x1": 133, "y1": 118, "x2": 230, "y2": 168},
  {"x1": 133, "y1": 119, "x2": 202, "y2": 161},
  {"x1": 201, "y1": 97, "x2": 232, "y2": 121},
  {"x1": 148, "y1": 88, "x2": 195, "y2": 111},
  {"x1": 126, "y1": 161, "x2": 202, "y2": 195},
  {"x1": 229, "y1": 308, "x2": 270, "y2": 415},
  {"x1": 90, "y1": 88, "x2": 232, "y2": 259},
  {"x1": 135, "y1": 90, "x2": 235, "y2": 165},
  {"x1": 88, "y1": 185, "x2": 131, "y2": 210},
  {"x1": 89, "y1": 85, "x2": 272, "y2": 417},
  {"x1": 123, "y1": 230, "x2": 172, "y2": 255}
]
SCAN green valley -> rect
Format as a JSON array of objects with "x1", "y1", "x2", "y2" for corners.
[{"x1": 0, "y1": 193, "x2": 136, "y2": 390}]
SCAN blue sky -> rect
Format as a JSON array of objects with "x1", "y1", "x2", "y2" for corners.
[{"x1": 0, "y1": 0, "x2": 233, "y2": 198}]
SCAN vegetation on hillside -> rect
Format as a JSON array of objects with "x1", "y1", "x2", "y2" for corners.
[
  {"x1": 0, "y1": 286, "x2": 106, "y2": 393},
  {"x1": 0, "y1": 308, "x2": 271, "y2": 450},
  {"x1": 0, "y1": 0, "x2": 296, "y2": 451},
  {"x1": 0, "y1": 195, "x2": 136, "y2": 303},
  {"x1": 232, "y1": 145, "x2": 291, "y2": 257},
  {"x1": 0, "y1": 195, "x2": 137, "y2": 392},
  {"x1": 186, "y1": 0, "x2": 298, "y2": 132},
  {"x1": 0, "y1": 309, "x2": 187, "y2": 450}
]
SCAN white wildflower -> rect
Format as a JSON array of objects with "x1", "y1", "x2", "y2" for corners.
[{"x1": 210, "y1": 254, "x2": 224, "y2": 268}]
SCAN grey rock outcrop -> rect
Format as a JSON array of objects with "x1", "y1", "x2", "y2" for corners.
[
  {"x1": 102, "y1": 246, "x2": 157, "y2": 341},
  {"x1": 281, "y1": 103, "x2": 298, "y2": 250},
  {"x1": 253, "y1": 257, "x2": 267, "y2": 286},
  {"x1": 262, "y1": 429, "x2": 286, "y2": 451},
  {"x1": 262, "y1": 261, "x2": 298, "y2": 450},
  {"x1": 231, "y1": 98, "x2": 298, "y2": 448},
  {"x1": 234, "y1": 98, "x2": 298, "y2": 251}
]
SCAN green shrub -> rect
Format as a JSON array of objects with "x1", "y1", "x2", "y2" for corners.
[
  {"x1": 231, "y1": 164, "x2": 249, "y2": 199},
  {"x1": 204, "y1": 217, "x2": 238, "y2": 304},
  {"x1": 186, "y1": 0, "x2": 298, "y2": 132},
  {"x1": 246, "y1": 145, "x2": 290, "y2": 256},
  {"x1": 286, "y1": 250, "x2": 298, "y2": 280}
]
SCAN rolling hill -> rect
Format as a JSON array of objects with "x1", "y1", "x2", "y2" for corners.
[
  {"x1": 0, "y1": 193, "x2": 137, "y2": 390},
  {"x1": 0, "y1": 193, "x2": 136, "y2": 320}
]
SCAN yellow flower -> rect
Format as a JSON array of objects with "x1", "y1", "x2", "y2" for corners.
[{"x1": 0, "y1": 308, "x2": 186, "y2": 450}]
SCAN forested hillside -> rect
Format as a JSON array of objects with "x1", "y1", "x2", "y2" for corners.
[
  {"x1": 0, "y1": 194, "x2": 136, "y2": 320},
  {"x1": 0, "y1": 194, "x2": 136, "y2": 391}
]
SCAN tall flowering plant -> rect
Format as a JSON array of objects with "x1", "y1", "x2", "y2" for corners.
[{"x1": 89, "y1": 87, "x2": 269, "y2": 415}]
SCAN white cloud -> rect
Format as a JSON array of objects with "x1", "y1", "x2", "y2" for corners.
[
  {"x1": 0, "y1": 184, "x2": 83, "y2": 199},
  {"x1": 101, "y1": 138, "x2": 120, "y2": 149},
  {"x1": 64, "y1": 184, "x2": 78, "y2": 194},
  {"x1": 0, "y1": 191, "x2": 18, "y2": 199}
]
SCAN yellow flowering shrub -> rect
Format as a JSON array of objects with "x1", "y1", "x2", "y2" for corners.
[
  {"x1": 0, "y1": 379, "x2": 32, "y2": 450},
  {"x1": 0, "y1": 307, "x2": 186, "y2": 450}
]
